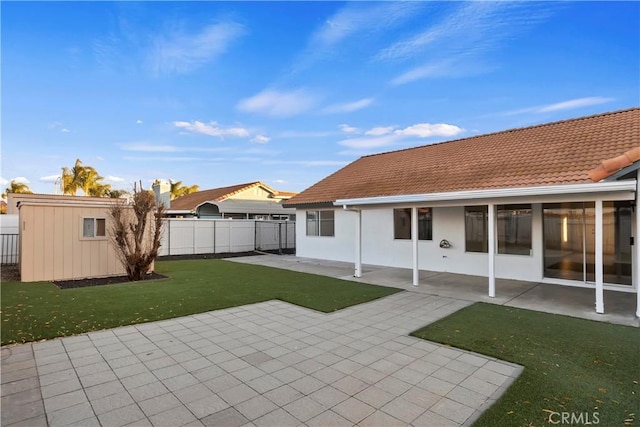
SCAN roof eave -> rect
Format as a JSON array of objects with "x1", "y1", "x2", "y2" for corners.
[{"x1": 335, "y1": 181, "x2": 638, "y2": 207}]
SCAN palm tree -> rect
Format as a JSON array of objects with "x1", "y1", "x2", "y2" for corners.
[
  {"x1": 61, "y1": 159, "x2": 84, "y2": 195},
  {"x1": 170, "y1": 180, "x2": 199, "y2": 200},
  {"x1": 61, "y1": 159, "x2": 111, "y2": 196},
  {"x1": 2, "y1": 180, "x2": 33, "y2": 198},
  {"x1": 106, "y1": 189, "x2": 129, "y2": 199}
]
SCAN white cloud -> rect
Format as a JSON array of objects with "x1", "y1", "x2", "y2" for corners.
[
  {"x1": 120, "y1": 142, "x2": 230, "y2": 153},
  {"x1": 339, "y1": 122, "x2": 464, "y2": 149},
  {"x1": 296, "y1": 2, "x2": 425, "y2": 69},
  {"x1": 538, "y1": 97, "x2": 614, "y2": 113},
  {"x1": 323, "y1": 98, "x2": 373, "y2": 114},
  {"x1": 264, "y1": 160, "x2": 349, "y2": 167},
  {"x1": 273, "y1": 179, "x2": 287, "y2": 184},
  {"x1": 173, "y1": 120, "x2": 250, "y2": 138},
  {"x1": 96, "y1": 156, "x2": 104, "y2": 161},
  {"x1": 136, "y1": 120, "x2": 143, "y2": 124},
  {"x1": 379, "y1": 2, "x2": 555, "y2": 85},
  {"x1": 251, "y1": 134, "x2": 271, "y2": 144},
  {"x1": 338, "y1": 124, "x2": 359, "y2": 134},
  {"x1": 277, "y1": 130, "x2": 334, "y2": 138},
  {"x1": 123, "y1": 156, "x2": 212, "y2": 162},
  {"x1": 394, "y1": 123, "x2": 463, "y2": 138},
  {"x1": 150, "y1": 21, "x2": 245, "y2": 75},
  {"x1": 13, "y1": 177, "x2": 30, "y2": 184},
  {"x1": 237, "y1": 88, "x2": 318, "y2": 118},
  {"x1": 365, "y1": 126, "x2": 394, "y2": 136},
  {"x1": 48, "y1": 121, "x2": 71, "y2": 132},
  {"x1": 121, "y1": 143, "x2": 181, "y2": 152},
  {"x1": 40, "y1": 175, "x2": 60, "y2": 183},
  {"x1": 504, "y1": 97, "x2": 615, "y2": 116},
  {"x1": 106, "y1": 175, "x2": 125, "y2": 183},
  {"x1": 338, "y1": 134, "x2": 402, "y2": 150},
  {"x1": 0, "y1": 177, "x2": 9, "y2": 186}
]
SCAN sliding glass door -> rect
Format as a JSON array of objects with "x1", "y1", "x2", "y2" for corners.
[{"x1": 543, "y1": 201, "x2": 632, "y2": 285}]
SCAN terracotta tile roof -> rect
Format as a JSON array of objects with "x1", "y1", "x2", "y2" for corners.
[
  {"x1": 170, "y1": 181, "x2": 296, "y2": 211},
  {"x1": 588, "y1": 147, "x2": 640, "y2": 181},
  {"x1": 170, "y1": 182, "x2": 261, "y2": 211},
  {"x1": 285, "y1": 108, "x2": 640, "y2": 207}
]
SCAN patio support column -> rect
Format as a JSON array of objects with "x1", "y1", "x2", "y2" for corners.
[
  {"x1": 354, "y1": 209, "x2": 362, "y2": 278},
  {"x1": 488, "y1": 203, "x2": 496, "y2": 298},
  {"x1": 636, "y1": 171, "x2": 640, "y2": 317},
  {"x1": 595, "y1": 199, "x2": 604, "y2": 314},
  {"x1": 412, "y1": 206, "x2": 419, "y2": 286}
]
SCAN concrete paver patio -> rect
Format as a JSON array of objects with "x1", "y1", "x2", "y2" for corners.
[
  {"x1": 2, "y1": 291, "x2": 521, "y2": 426},
  {"x1": 230, "y1": 255, "x2": 639, "y2": 327}
]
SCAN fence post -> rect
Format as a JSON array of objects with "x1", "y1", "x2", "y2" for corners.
[
  {"x1": 278, "y1": 222, "x2": 282, "y2": 255},
  {"x1": 254, "y1": 220, "x2": 258, "y2": 251},
  {"x1": 213, "y1": 220, "x2": 216, "y2": 254}
]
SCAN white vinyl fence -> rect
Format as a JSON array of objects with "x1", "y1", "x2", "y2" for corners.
[{"x1": 158, "y1": 219, "x2": 295, "y2": 257}]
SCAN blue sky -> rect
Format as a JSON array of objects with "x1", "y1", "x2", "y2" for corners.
[{"x1": 2, "y1": 1, "x2": 639, "y2": 195}]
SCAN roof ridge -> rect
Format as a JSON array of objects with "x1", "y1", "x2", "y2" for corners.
[{"x1": 361, "y1": 107, "x2": 640, "y2": 159}]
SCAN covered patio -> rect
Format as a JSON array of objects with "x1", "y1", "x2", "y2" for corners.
[{"x1": 228, "y1": 255, "x2": 639, "y2": 327}]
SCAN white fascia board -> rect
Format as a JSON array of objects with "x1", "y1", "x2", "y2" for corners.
[{"x1": 335, "y1": 180, "x2": 637, "y2": 207}]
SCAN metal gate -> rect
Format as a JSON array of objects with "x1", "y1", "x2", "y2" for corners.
[
  {"x1": 255, "y1": 221, "x2": 295, "y2": 253},
  {"x1": 1, "y1": 234, "x2": 19, "y2": 265}
]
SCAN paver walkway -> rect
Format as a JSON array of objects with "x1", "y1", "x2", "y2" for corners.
[{"x1": 2, "y1": 292, "x2": 521, "y2": 427}]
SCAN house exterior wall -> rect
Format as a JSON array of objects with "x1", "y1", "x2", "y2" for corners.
[
  {"x1": 19, "y1": 204, "x2": 141, "y2": 282},
  {"x1": 295, "y1": 204, "x2": 551, "y2": 283},
  {"x1": 229, "y1": 186, "x2": 276, "y2": 201}
]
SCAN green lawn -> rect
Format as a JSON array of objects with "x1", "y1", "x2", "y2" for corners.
[
  {"x1": 411, "y1": 303, "x2": 639, "y2": 427},
  {"x1": 1, "y1": 259, "x2": 400, "y2": 345}
]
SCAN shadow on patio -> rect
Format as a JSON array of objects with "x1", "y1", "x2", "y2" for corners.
[{"x1": 228, "y1": 255, "x2": 639, "y2": 327}]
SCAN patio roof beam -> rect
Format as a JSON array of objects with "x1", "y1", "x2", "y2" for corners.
[
  {"x1": 637, "y1": 171, "x2": 640, "y2": 318},
  {"x1": 342, "y1": 205, "x2": 362, "y2": 278},
  {"x1": 412, "y1": 206, "x2": 419, "y2": 287},
  {"x1": 335, "y1": 181, "x2": 637, "y2": 207},
  {"x1": 595, "y1": 200, "x2": 604, "y2": 313},
  {"x1": 488, "y1": 203, "x2": 496, "y2": 298}
]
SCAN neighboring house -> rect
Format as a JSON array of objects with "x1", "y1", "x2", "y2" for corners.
[
  {"x1": 15, "y1": 194, "x2": 152, "y2": 282},
  {"x1": 283, "y1": 108, "x2": 640, "y2": 316},
  {"x1": 164, "y1": 181, "x2": 297, "y2": 220}
]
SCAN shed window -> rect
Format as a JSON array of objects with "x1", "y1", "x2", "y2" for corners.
[
  {"x1": 394, "y1": 208, "x2": 432, "y2": 240},
  {"x1": 306, "y1": 210, "x2": 334, "y2": 236},
  {"x1": 83, "y1": 218, "x2": 106, "y2": 238}
]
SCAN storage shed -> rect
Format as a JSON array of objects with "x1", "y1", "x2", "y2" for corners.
[{"x1": 18, "y1": 196, "x2": 152, "y2": 282}]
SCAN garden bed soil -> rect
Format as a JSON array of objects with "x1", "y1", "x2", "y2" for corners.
[
  {"x1": 158, "y1": 249, "x2": 294, "y2": 261},
  {"x1": 1, "y1": 265, "x2": 20, "y2": 282},
  {"x1": 54, "y1": 272, "x2": 168, "y2": 289}
]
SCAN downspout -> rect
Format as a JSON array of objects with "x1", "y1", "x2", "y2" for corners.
[{"x1": 343, "y1": 205, "x2": 362, "y2": 278}]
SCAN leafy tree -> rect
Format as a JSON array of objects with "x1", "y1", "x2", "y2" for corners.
[
  {"x1": 170, "y1": 180, "x2": 199, "y2": 200},
  {"x1": 109, "y1": 183, "x2": 165, "y2": 281},
  {"x1": 106, "y1": 189, "x2": 129, "y2": 199},
  {"x1": 2, "y1": 180, "x2": 33, "y2": 198}
]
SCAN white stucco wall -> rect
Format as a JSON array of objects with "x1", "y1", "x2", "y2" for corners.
[{"x1": 296, "y1": 204, "x2": 546, "y2": 283}]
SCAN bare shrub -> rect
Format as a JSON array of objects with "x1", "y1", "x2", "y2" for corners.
[{"x1": 109, "y1": 185, "x2": 165, "y2": 281}]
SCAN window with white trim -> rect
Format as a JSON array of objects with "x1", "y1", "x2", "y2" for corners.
[
  {"x1": 306, "y1": 210, "x2": 334, "y2": 236},
  {"x1": 393, "y1": 208, "x2": 432, "y2": 240},
  {"x1": 83, "y1": 218, "x2": 106, "y2": 238}
]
